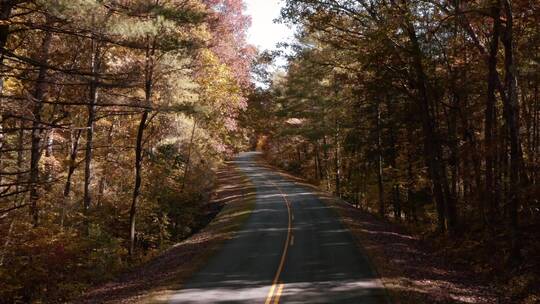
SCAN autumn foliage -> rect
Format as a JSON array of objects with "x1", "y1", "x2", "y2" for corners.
[
  {"x1": 0, "y1": 0, "x2": 253, "y2": 302},
  {"x1": 244, "y1": 0, "x2": 540, "y2": 302}
]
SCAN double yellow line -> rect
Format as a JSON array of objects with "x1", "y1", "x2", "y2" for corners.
[{"x1": 264, "y1": 177, "x2": 293, "y2": 304}]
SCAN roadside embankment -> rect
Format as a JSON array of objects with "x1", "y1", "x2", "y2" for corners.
[{"x1": 77, "y1": 161, "x2": 256, "y2": 304}]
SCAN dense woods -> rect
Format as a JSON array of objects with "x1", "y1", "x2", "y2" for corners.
[
  {"x1": 0, "y1": 0, "x2": 253, "y2": 302},
  {"x1": 1, "y1": 0, "x2": 539, "y2": 302},
  {"x1": 246, "y1": 0, "x2": 539, "y2": 301}
]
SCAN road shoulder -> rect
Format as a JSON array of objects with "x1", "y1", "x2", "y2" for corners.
[
  {"x1": 256, "y1": 158, "x2": 499, "y2": 304},
  {"x1": 76, "y1": 161, "x2": 256, "y2": 304}
]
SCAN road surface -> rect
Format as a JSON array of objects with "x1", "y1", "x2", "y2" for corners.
[{"x1": 169, "y1": 152, "x2": 389, "y2": 304}]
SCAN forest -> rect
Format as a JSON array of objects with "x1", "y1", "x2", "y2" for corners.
[
  {"x1": 0, "y1": 0, "x2": 539, "y2": 303},
  {"x1": 246, "y1": 0, "x2": 539, "y2": 302},
  {"x1": 0, "y1": 0, "x2": 253, "y2": 302}
]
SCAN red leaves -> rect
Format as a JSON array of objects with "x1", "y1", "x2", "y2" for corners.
[{"x1": 203, "y1": 0, "x2": 255, "y2": 87}]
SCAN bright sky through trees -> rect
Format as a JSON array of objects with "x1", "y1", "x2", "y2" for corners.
[{"x1": 244, "y1": 0, "x2": 295, "y2": 59}]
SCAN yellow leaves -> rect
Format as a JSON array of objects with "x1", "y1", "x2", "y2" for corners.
[
  {"x1": 191, "y1": 23, "x2": 213, "y2": 43},
  {"x1": 192, "y1": 49, "x2": 247, "y2": 132},
  {"x1": 196, "y1": 49, "x2": 244, "y2": 110},
  {"x1": 3, "y1": 77, "x2": 23, "y2": 95},
  {"x1": 524, "y1": 294, "x2": 540, "y2": 304}
]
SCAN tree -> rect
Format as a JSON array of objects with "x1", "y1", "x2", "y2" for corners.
[
  {"x1": 245, "y1": 0, "x2": 540, "y2": 279},
  {"x1": 0, "y1": 0, "x2": 254, "y2": 300}
]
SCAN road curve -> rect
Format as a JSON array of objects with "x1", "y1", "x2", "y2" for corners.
[{"x1": 169, "y1": 152, "x2": 389, "y2": 304}]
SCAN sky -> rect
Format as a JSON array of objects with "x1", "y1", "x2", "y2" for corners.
[{"x1": 244, "y1": 0, "x2": 296, "y2": 56}]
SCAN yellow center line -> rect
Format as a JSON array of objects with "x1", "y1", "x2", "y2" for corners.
[
  {"x1": 264, "y1": 177, "x2": 292, "y2": 304},
  {"x1": 273, "y1": 283, "x2": 285, "y2": 304},
  {"x1": 265, "y1": 284, "x2": 277, "y2": 304}
]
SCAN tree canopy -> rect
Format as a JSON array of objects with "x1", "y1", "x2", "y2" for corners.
[
  {"x1": 243, "y1": 1, "x2": 539, "y2": 301},
  {"x1": 0, "y1": 0, "x2": 253, "y2": 301}
]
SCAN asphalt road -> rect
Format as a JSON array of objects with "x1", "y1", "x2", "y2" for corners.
[{"x1": 169, "y1": 152, "x2": 389, "y2": 304}]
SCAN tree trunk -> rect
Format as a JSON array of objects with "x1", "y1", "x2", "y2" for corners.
[
  {"x1": 485, "y1": 0, "x2": 502, "y2": 225},
  {"x1": 129, "y1": 41, "x2": 154, "y2": 256},
  {"x1": 394, "y1": 184, "x2": 402, "y2": 220},
  {"x1": 334, "y1": 120, "x2": 341, "y2": 197},
  {"x1": 448, "y1": 94, "x2": 460, "y2": 212},
  {"x1": 449, "y1": 0, "x2": 462, "y2": 203},
  {"x1": 97, "y1": 121, "x2": 115, "y2": 206},
  {"x1": 407, "y1": 155, "x2": 417, "y2": 223},
  {"x1": 501, "y1": 0, "x2": 522, "y2": 264},
  {"x1": 15, "y1": 122, "x2": 24, "y2": 203},
  {"x1": 314, "y1": 141, "x2": 322, "y2": 181},
  {"x1": 181, "y1": 118, "x2": 197, "y2": 192},
  {"x1": 83, "y1": 38, "x2": 100, "y2": 229},
  {"x1": 129, "y1": 110, "x2": 148, "y2": 256},
  {"x1": 387, "y1": 96, "x2": 401, "y2": 219},
  {"x1": 296, "y1": 145, "x2": 302, "y2": 167},
  {"x1": 44, "y1": 130, "x2": 54, "y2": 189},
  {"x1": 403, "y1": 15, "x2": 456, "y2": 233},
  {"x1": 61, "y1": 129, "x2": 82, "y2": 227},
  {"x1": 29, "y1": 30, "x2": 53, "y2": 227},
  {"x1": 533, "y1": 84, "x2": 539, "y2": 184},
  {"x1": 322, "y1": 134, "x2": 331, "y2": 190},
  {"x1": 376, "y1": 101, "x2": 385, "y2": 216},
  {"x1": 0, "y1": 1, "x2": 14, "y2": 184}
]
